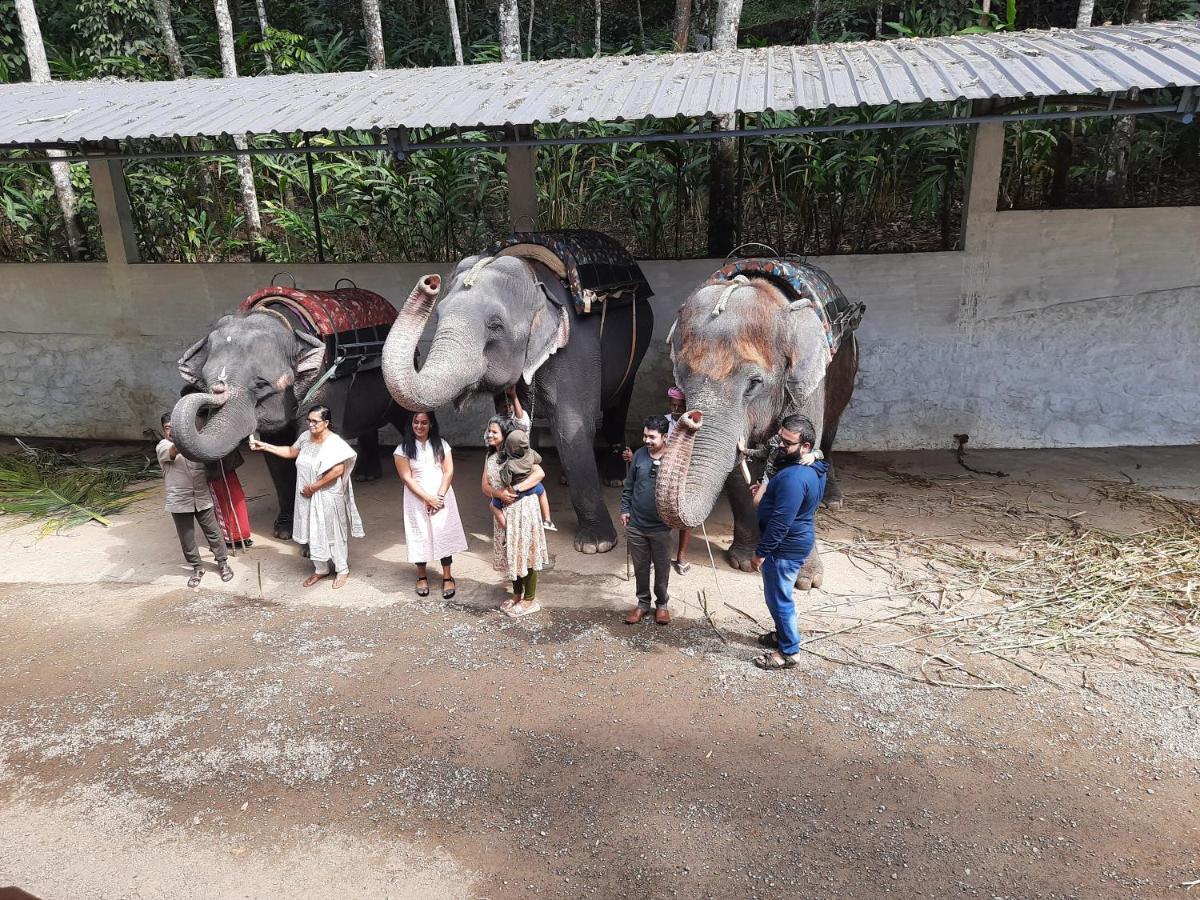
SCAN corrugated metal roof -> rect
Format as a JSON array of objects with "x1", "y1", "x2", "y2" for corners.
[{"x1": 1, "y1": 22, "x2": 1197, "y2": 146}]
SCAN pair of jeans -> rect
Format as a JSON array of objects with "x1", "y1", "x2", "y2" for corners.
[
  {"x1": 172, "y1": 508, "x2": 227, "y2": 567},
  {"x1": 762, "y1": 554, "x2": 805, "y2": 655},
  {"x1": 627, "y1": 524, "x2": 672, "y2": 609}
]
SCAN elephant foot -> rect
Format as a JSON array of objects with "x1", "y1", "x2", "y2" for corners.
[
  {"x1": 273, "y1": 527, "x2": 292, "y2": 541},
  {"x1": 822, "y1": 483, "x2": 844, "y2": 510},
  {"x1": 354, "y1": 471, "x2": 381, "y2": 483},
  {"x1": 574, "y1": 528, "x2": 617, "y2": 554},
  {"x1": 602, "y1": 477, "x2": 624, "y2": 488},
  {"x1": 726, "y1": 545, "x2": 756, "y2": 572}
]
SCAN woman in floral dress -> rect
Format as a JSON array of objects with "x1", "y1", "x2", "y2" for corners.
[{"x1": 481, "y1": 416, "x2": 548, "y2": 617}]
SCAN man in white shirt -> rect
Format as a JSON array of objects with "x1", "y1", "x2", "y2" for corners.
[{"x1": 157, "y1": 413, "x2": 233, "y2": 588}]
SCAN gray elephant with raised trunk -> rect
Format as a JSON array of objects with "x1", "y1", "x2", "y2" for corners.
[
  {"x1": 382, "y1": 254, "x2": 653, "y2": 554},
  {"x1": 655, "y1": 260, "x2": 862, "y2": 588},
  {"x1": 169, "y1": 308, "x2": 409, "y2": 540}
]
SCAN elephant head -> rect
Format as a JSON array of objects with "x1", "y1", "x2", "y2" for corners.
[
  {"x1": 382, "y1": 256, "x2": 569, "y2": 412},
  {"x1": 656, "y1": 275, "x2": 832, "y2": 529},
  {"x1": 169, "y1": 311, "x2": 326, "y2": 461}
]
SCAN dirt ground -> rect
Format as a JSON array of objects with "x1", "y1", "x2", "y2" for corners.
[{"x1": 1, "y1": 443, "x2": 1198, "y2": 899}]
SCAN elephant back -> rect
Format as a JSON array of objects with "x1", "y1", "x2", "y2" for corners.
[
  {"x1": 486, "y1": 229, "x2": 653, "y2": 316},
  {"x1": 706, "y1": 258, "x2": 865, "y2": 359},
  {"x1": 240, "y1": 283, "x2": 398, "y2": 375}
]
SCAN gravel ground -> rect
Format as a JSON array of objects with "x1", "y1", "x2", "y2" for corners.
[{"x1": 1, "y1": 445, "x2": 1198, "y2": 898}]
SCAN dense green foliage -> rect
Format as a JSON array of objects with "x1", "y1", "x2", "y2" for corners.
[{"x1": 1, "y1": 0, "x2": 1197, "y2": 262}]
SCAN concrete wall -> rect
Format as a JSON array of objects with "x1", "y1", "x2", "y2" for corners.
[{"x1": 1, "y1": 205, "x2": 1198, "y2": 450}]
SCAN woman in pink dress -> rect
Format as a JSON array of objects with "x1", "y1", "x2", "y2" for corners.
[{"x1": 394, "y1": 411, "x2": 469, "y2": 599}]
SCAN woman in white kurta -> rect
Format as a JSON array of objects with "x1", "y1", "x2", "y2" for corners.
[
  {"x1": 394, "y1": 411, "x2": 468, "y2": 600},
  {"x1": 251, "y1": 405, "x2": 364, "y2": 590}
]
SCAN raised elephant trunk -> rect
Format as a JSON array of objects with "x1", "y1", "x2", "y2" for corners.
[
  {"x1": 169, "y1": 389, "x2": 258, "y2": 462},
  {"x1": 382, "y1": 273, "x2": 484, "y2": 412},
  {"x1": 656, "y1": 410, "x2": 739, "y2": 529}
]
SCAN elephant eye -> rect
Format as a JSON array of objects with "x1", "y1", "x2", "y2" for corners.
[
  {"x1": 485, "y1": 318, "x2": 504, "y2": 333},
  {"x1": 746, "y1": 375, "x2": 764, "y2": 395}
]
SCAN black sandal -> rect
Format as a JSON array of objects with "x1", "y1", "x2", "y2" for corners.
[
  {"x1": 442, "y1": 577, "x2": 456, "y2": 600},
  {"x1": 415, "y1": 576, "x2": 430, "y2": 597},
  {"x1": 753, "y1": 650, "x2": 798, "y2": 670},
  {"x1": 187, "y1": 567, "x2": 204, "y2": 589},
  {"x1": 757, "y1": 630, "x2": 779, "y2": 649}
]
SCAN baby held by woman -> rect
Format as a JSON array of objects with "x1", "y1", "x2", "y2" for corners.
[{"x1": 490, "y1": 428, "x2": 556, "y2": 532}]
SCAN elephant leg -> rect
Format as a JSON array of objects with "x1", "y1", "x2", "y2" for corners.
[
  {"x1": 354, "y1": 429, "x2": 383, "y2": 482},
  {"x1": 819, "y1": 421, "x2": 843, "y2": 510},
  {"x1": 724, "y1": 469, "x2": 758, "y2": 572},
  {"x1": 551, "y1": 410, "x2": 617, "y2": 554},
  {"x1": 262, "y1": 443, "x2": 297, "y2": 540},
  {"x1": 598, "y1": 382, "x2": 635, "y2": 488},
  {"x1": 795, "y1": 545, "x2": 824, "y2": 592}
]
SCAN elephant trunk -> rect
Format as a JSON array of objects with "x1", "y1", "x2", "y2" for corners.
[
  {"x1": 170, "y1": 390, "x2": 258, "y2": 462},
  {"x1": 382, "y1": 274, "x2": 483, "y2": 412},
  {"x1": 656, "y1": 410, "x2": 740, "y2": 529}
]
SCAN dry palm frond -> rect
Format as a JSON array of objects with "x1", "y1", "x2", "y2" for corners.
[{"x1": 0, "y1": 441, "x2": 157, "y2": 535}]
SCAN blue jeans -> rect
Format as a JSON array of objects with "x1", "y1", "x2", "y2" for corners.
[
  {"x1": 762, "y1": 555, "x2": 805, "y2": 655},
  {"x1": 491, "y1": 482, "x2": 545, "y2": 509}
]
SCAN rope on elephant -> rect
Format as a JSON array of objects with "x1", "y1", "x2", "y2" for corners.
[
  {"x1": 698, "y1": 520, "x2": 730, "y2": 644},
  {"x1": 711, "y1": 274, "x2": 750, "y2": 317},
  {"x1": 463, "y1": 255, "x2": 496, "y2": 288}
]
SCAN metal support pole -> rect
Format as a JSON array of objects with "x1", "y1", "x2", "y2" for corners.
[{"x1": 303, "y1": 132, "x2": 326, "y2": 263}]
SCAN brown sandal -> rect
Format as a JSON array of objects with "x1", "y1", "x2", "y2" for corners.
[
  {"x1": 753, "y1": 650, "x2": 798, "y2": 670},
  {"x1": 303, "y1": 572, "x2": 326, "y2": 588}
]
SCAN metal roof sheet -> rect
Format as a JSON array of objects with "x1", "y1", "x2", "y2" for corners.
[{"x1": 0, "y1": 22, "x2": 1197, "y2": 146}]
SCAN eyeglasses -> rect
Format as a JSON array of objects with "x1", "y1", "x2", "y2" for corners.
[
  {"x1": 306, "y1": 418, "x2": 324, "y2": 426},
  {"x1": 777, "y1": 432, "x2": 803, "y2": 449}
]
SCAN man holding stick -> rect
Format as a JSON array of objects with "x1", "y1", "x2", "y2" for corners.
[
  {"x1": 620, "y1": 415, "x2": 673, "y2": 626},
  {"x1": 750, "y1": 415, "x2": 827, "y2": 670}
]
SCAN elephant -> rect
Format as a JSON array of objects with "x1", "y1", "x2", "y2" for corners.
[
  {"x1": 169, "y1": 304, "x2": 410, "y2": 540},
  {"x1": 382, "y1": 250, "x2": 653, "y2": 554},
  {"x1": 655, "y1": 260, "x2": 861, "y2": 588}
]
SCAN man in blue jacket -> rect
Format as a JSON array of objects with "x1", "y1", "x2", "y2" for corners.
[{"x1": 751, "y1": 415, "x2": 828, "y2": 670}]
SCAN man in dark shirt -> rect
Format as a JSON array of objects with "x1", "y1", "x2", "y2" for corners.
[
  {"x1": 620, "y1": 415, "x2": 673, "y2": 625},
  {"x1": 751, "y1": 415, "x2": 828, "y2": 670}
]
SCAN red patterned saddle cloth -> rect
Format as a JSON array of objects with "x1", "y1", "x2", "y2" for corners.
[
  {"x1": 239, "y1": 284, "x2": 397, "y2": 375},
  {"x1": 486, "y1": 229, "x2": 653, "y2": 315}
]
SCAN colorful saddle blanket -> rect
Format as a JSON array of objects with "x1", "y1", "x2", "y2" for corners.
[
  {"x1": 239, "y1": 284, "x2": 397, "y2": 376},
  {"x1": 486, "y1": 230, "x2": 653, "y2": 316},
  {"x1": 707, "y1": 258, "x2": 865, "y2": 357}
]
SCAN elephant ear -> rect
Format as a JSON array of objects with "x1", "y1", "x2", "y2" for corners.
[
  {"x1": 178, "y1": 336, "x2": 208, "y2": 386},
  {"x1": 522, "y1": 304, "x2": 570, "y2": 385},
  {"x1": 292, "y1": 330, "x2": 328, "y2": 400},
  {"x1": 782, "y1": 307, "x2": 832, "y2": 406}
]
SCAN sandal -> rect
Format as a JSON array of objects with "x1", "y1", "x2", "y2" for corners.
[
  {"x1": 506, "y1": 600, "x2": 541, "y2": 619},
  {"x1": 757, "y1": 630, "x2": 779, "y2": 649},
  {"x1": 218, "y1": 563, "x2": 234, "y2": 583},
  {"x1": 753, "y1": 650, "x2": 798, "y2": 670},
  {"x1": 500, "y1": 595, "x2": 520, "y2": 612},
  {"x1": 187, "y1": 567, "x2": 204, "y2": 589},
  {"x1": 332, "y1": 573, "x2": 349, "y2": 590},
  {"x1": 673, "y1": 559, "x2": 692, "y2": 575},
  {"x1": 415, "y1": 576, "x2": 430, "y2": 597},
  {"x1": 442, "y1": 577, "x2": 456, "y2": 600},
  {"x1": 303, "y1": 572, "x2": 326, "y2": 588}
]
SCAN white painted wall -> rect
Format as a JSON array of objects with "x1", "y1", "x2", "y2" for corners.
[{"x1": 1, "y1": 205, "x2": 1198, "y2": 449}]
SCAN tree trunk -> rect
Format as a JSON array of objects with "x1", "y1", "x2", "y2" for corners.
[
  {"x1": 361, "y1": 0, "x2": 386, "y2": 70},
  {"x1": 672, "y1": 0, "x2": 692, "y2": 51},
  {"x1": 498, "y1": 0, "x2": 521, "y2": 63},
  {"x1": 635, "y1": 0, "x2": 644, "y2": 48},
  {"x1": 152, "y1": 0, "x2": 188, "y2": 78},
  {"x1": 14, "y1": 0, "x2": 87, "y2": 261},
  {"x1": 807, "y1": 0, "x2": 823, "y2": 43},
  {"x1": 706, "y1": 0, "x2": 743, "y2": 258},
  {"x1": 526, "y1": 0, "x2": 535, "y2": 60},
  {"x1": 1075, "y1": 0, "x2": 1096, "y2": 28},
  {"x1": 214, "y1": 0, "x2": 264, "y2": 255},
  {"x1": 1102, "y1": 0, "x2": 1146, "y2": 204},
  {"x1": 446, "y1": 0, "x2": 464, "y2": 64},
  {"x1": 254, "y1": 0, "x2": 273, "y2": 73},
  {"x1": 593, "y1": 0, "x2": 601, "y2": 56},
  {"x1": 874, "y1": 1, "x2": 883, "y2": 39}
]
